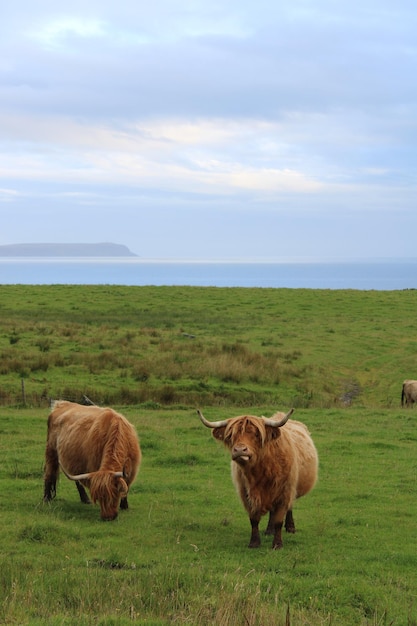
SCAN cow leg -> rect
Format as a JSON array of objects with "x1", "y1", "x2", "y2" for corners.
[
  {"x1": 265, "y1": 511, "x2": 274, "y2": 535},
  {"x1": 285, "y1": 509, "x2": 296, "y2": 533},
  {"x1": 43, "y1": 476, "x2": 57, "y2": 502},
  {"x1": 249, "y1": 516, "x2": 262, "y2": 548},
  {"x1": 269, "y1": 505, "x2": 288, "y2": 549},
  {"x1": 76, "y1": 481, "x2": 91, "y2": 504},
  {"x1": 120, "y1": 496, "x2": 128, "y2": 510},
  {"x1": 266, "y1": 510, "x2": 295, "y2": 536},
  {"x1": 272, "y1": 521, "x2": 284, "y2": 550},
  {"x1": 43, "y1": 446, "x2": 59, "y2": 502}
]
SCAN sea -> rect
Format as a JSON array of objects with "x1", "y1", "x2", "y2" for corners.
[{"x1": 0, "y1": 258, "x2": 417, "y2": 290}]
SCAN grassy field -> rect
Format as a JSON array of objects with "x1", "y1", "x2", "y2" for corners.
[
  {"x1": 0, "y1": 285, "x2": 417, "y2": 624},
  {"x1": 1, "y1": 285, "x2": 417, "y2": 408},
  {"x1": 1, "y1": 405, "x2": 416, "y2": 625}
]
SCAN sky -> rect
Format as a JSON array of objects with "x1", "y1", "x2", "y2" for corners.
[{"x1": 1, "y1": 0, "x2": 416, "y2": 260}]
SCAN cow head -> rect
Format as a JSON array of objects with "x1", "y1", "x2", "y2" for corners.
[
  {"x1": 59, "y1": 465, "x2": 129, "y2": 521},
  {"x1": 198, "y1": 409, "x2": 294, "y2": 466},
  {"x1": 89, "y1": 472, "x2": 129, "y2": 521}
]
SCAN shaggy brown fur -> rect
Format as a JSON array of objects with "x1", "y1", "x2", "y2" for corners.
[
  {"x1": 43, "y1": 401, "x2": 141, "y2": 520},
  {"x1": 209, "y1": 412, "x2": 318, "y2": 549},
  {"x1": 401, "y1": 379, "x2": 417, "y2": 407}
]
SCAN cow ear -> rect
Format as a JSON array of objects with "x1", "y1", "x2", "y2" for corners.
[
  {"x1": 267, "y1": 426, "x2": 281, "y2": 441},
  {"x1": 117, "y1": 477, "x2": 128, "y2": 497},
  {"x1": 212, "y1": 426, "x2": 226, "y2": 441}
]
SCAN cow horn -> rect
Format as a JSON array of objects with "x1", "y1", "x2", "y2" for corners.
[
  {"x1": 59, "y1": 464, "x2": 123, "y2": 481},
  {"x1": 197, "y1": 409, "x2": 229, "y2": 429},
  {"x1": 263, "y1": 408, "x2": 294, "y2": 428}
]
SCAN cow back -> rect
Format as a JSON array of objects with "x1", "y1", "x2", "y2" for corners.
[{"x1": 48, "y1": 401, "x2": 141, "y2": 481}]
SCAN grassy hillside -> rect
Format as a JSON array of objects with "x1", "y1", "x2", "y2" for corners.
[{"x1": 1, "y1": 285, "x2": 416, "y2": 408}]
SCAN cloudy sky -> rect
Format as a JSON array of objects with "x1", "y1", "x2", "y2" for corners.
[{"x1": 1, "y1": 1, "x2": 416, "y2": 259}]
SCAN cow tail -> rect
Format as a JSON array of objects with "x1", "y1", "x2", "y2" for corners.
[{"x1": 401, "y1": 385, "x2": 405, "y2": 407}]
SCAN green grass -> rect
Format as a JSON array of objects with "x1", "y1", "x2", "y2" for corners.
[
  {"x1": 1, "y1": 405, "x2": 417, "y2": 625},
  {"x1": 1, "y1": 285, "x2": 417, "y2": 408},
  {"x1": 1, "y1": 285, "x2": 417, "y2": 624}
]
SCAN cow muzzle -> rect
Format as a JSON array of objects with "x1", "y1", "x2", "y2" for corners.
[
  {"x1": 101, "y1": 510, "x2": 118, "y2": 522},
  {"x1": 232, "y1": 445, "x2": 251, "y2": 463}
]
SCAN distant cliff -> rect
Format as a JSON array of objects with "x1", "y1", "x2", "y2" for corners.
[{"x1": 0, "y1": 243, "x2": 138, "y2": 257}]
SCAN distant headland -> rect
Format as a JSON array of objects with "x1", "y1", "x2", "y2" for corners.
[{"x1": 0, "y1": 243, "x2": 138, "y2": 257}]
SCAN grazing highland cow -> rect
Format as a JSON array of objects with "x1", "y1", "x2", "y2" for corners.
[
  {"x1": 198, "y1": 408, "x2": 318, "y2": 549},
  {"x1": 401, "y1": 380, "x2": 417, "y2": 407},
  {"x1": 44, "y1": 401, "x2": 141, "y2": 520}
]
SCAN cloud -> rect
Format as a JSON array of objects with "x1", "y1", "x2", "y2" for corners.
[
  {"x1": 0, "y1": 188, "x2": 20, "y2": 202},
  {"x1": 30, "y1": 17, "x2": 106, "y2": 49},
  {"x1": 0, "y1": 0, "x2": 416, "y2": 258}
]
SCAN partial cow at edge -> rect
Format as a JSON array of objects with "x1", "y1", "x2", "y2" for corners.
[
  {"x1": 43, "y1": 400, "x2": 141, "y2": 520},
  {"x1": 401, "y1": 380, "x2": 417, "y2": 407},
  {"x1": 198, "y1": 408, "x2": 318, "y2": 549}
]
